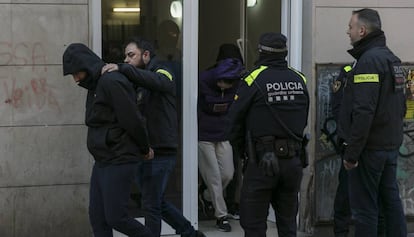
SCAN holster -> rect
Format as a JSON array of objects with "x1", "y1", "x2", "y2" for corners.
[
  {"x1": 255, "y1": 136, "x2": 277, "y2": 162},
  {"x1": 255, "y1": 136, "x2": 279, "y2": 176},
  {"x1": 246, "y1": 131, "x2": 256, "y2": 164},
  {"x1": 300, "y1": 134, "x2": 310, "y2": 168}
]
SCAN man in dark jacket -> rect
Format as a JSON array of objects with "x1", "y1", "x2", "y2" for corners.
[
  {"x1": 228, "y1": 33, "x2": 309, "y2": 237},
  {"x1": 62, "y1": 43, "x2": 154, "y2": 237},
  {"x1": 338, "y1": 8, "x2": 407, "y2": 237},
  {"x1": 198, "y1": 43, "x2": 245, "y2": 231},
  {"x1": 102, "y1": 37, "x2": 204, "y2": 237}
]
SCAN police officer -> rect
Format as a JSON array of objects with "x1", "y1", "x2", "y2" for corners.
[
  {"x1": 228, "y1": 32, "x2": 309, "y2": 237},
  {"x1": 338, "y1": 8, "x2": 407, "y2": 237},
  {"x1": 331, "y1": 64, "x2": 353, "y2": 237},
  {"x1": 333, "y1": 65, "x2": 389, "y2": 237}
]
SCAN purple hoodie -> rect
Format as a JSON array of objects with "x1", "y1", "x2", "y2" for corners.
[{"x1": 198, "y1": 58, "x2": 244, "y2": 141}]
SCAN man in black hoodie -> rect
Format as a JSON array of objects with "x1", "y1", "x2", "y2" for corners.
[
  {"x1": 102, "y1": 37, "x2": 205, "y2": 237},
  {"x1": 62, "y1": 43, "x2": 154, "y2": 237},
  {"x1": 338, "y1": 8, "x2": 407, "y2": 237}
]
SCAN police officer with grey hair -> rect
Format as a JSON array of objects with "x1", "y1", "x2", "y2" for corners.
[{"x1": 228, "y1": 32, "x2": 309, "y2": 237}]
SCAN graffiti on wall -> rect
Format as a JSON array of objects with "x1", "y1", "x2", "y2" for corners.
[
  {"x1": 316, "y1": 64, "x2": 342, "y2": 158},
  {"x1": 314, "y1": 63, "x2": 414, "y2": 223},
  {"x1": 0, "y1": 41, "x2": 61, "y2": 113}
]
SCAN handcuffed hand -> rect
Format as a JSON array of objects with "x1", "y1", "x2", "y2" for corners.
[
  {"x1": 143, "y1": 148, "x2": 154, "y2": 160},
  {"x1": 258, "y1": 152, "x2": 279, "y2": 176},
  {"x1": 101, "y1": 63, "x2": 119, "y2": 74}
]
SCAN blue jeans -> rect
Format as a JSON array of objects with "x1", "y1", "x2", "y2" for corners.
[
  {"x1": 89, "y1": 162, "x2": 154, "y2": 237},
  {"x1": 348, "y1": 149, "x2": 407, "y2": 237},
  {"x1": 136, "y1": 155, "x2": 195, "y2": 237}
]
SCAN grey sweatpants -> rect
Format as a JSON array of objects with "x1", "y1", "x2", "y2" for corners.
[{"x1": 198, "y1": 141, "x2": 235, "y2": 218}]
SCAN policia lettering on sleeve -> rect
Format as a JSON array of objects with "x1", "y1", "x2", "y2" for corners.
[{"x1": 353, "y1": 74, "x2": 379, "y2": 83}]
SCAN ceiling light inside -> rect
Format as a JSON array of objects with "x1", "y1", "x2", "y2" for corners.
[
  {"x1": 170, "y1": 1, "x2": 182, "y2": 18},
  {"x1": 113, "y1": 7, "x2": 140, "y2": 13},
  {"x1": 247, "y1": 0, "x2": 257, "y2": 7}
]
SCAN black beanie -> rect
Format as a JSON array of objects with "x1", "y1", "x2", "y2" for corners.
[
  {"x1": 216, "y1": 43, "x2": 243, "y2": 63},
  {"x1": 258, "y1": 32, "x2": 287, "y2": 54}
]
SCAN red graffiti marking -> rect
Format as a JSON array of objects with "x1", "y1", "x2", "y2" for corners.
[
  {"x1": 0, "y1": 41, "x2": 47, "y2": 72},
  {"x1": 0, "y1": 41, "x2": 59, "y2": 113},
  {"x1": 3, "y1": 77, "x2": 61, "y2": 113}
]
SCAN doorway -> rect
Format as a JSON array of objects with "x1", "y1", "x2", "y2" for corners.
[
  {"x1": 95, "y1": 0, "x2": 288, "y2": 235},
  {"x1": 199, "y1": 0, "x2": 281, "y2": 71},
  {"x1": 197, "y1": 0, "x2": 282, "y2": 223}
]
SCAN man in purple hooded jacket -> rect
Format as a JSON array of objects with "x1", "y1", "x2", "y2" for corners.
[{"x1": 198, "y1": 43, "x2": 245, "y2": 232}]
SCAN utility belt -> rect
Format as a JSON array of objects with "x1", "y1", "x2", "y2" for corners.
[
  {"x1": 246, "y1": 133, "x2": 306, "y2": 176},
  {"x1": 246, "y1": 136, "x2": 301, "y2": 176},
  {"x1": 254, "y1": 136, "x2": 301, "y2": 160}
]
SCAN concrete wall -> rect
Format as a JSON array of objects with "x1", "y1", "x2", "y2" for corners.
[
  {"x1": 302, "y1": 0, "x2": 414, "y2": 235},
  {"x1": 314, "y1": 1, "x2": 414, "y2": 64},
  {"x1": 2, "y1": 1, "x2": 414, "y2": 236},
  {"x1": 0, "y1": 1, "x2": 93, "y2": 236}
]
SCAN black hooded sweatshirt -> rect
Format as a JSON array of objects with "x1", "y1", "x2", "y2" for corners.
[{"x1": 63, "y1": 43, "x2": 150, "y2": 164}]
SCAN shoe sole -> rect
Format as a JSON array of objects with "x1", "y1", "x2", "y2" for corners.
[{"x1": 216, "y1": 227, "x2": 231, "y2": 232}]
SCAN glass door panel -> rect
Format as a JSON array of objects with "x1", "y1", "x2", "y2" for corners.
[{"x1": 244, "y1": 0, "x2": 282, "y2": 69}]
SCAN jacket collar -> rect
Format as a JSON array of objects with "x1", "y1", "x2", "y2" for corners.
[
  {"x1": 255, "y1": 53, "x2": 288, "y2": 68},
  {"x1": 347, "y1": 30, "x2": 386, "y2": 60}
]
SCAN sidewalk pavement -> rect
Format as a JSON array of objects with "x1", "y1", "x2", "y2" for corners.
[{"x1": 195, "y1": 219, "x2": 310, "y2": 237}]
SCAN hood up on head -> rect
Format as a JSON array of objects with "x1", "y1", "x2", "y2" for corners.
[
  {"x1": 62, "y1": 43, "x2": 105, "y2": 90},
  {"x1": 216, "y1": 43, "x2": 244, "y2": 64}
]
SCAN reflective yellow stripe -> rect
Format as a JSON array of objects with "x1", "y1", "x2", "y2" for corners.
[
  {"x1": 156, "y1": 69, "x2": 173, "y2": 81},
  {"x1": 288, "y1": 67, "x2": 307, "y2": 84},
  {"x1": 244, "y1": 66, "x2": 268, "y2": 86},
  {"x1": 354, "y1": 74, "x2": 379, "y2": 83},
  {"x1": 344, "y1": 65, "x2": 352, "y2": 72}
]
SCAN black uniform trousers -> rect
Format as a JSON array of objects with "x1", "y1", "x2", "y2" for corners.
[
  {"x1": 240, "y1": 155, "x2": 303, "y2": 237},
  {"x1": 333, "y1": 158, "x2": 351, "y2": 236}
]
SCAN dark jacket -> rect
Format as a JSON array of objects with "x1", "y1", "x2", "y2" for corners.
[
  {"x1": 337, "y1": 30, "x2": 406, "y2": 163},
  {"x1": 228, "y1": 54, "x2": 309, "y2": 146},
  {"x1": 331, "y1": 64, "x2": 352, "y2": 123},
  {"x1": 63, "y1": 43, "x2": 150, "y2": 164},
  {"x1": 118, "y1": 57, "x2": 178, "y2": 155},
  {"x1": 198, "y1": 58, "x2": 244, "y2": 141}
]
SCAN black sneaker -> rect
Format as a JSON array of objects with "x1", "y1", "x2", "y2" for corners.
[
  {"x1": 198, "y1": 193, "x2": 215, "y2": 218},
  {"x1": 216, "y1": 217, "x2": 231, "y2": 232}
]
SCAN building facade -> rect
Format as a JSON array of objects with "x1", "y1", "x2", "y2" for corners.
[{"x1": 0, "y1": 0, "x2": 413, "y2": 236}]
